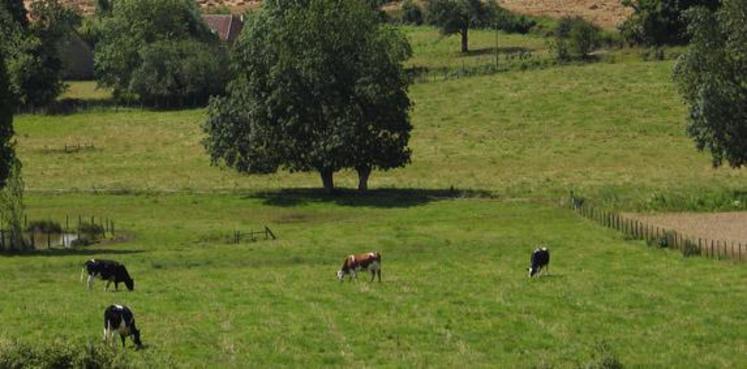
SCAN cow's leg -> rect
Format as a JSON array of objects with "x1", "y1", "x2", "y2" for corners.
[
  {"x1": 350, "y1": 270, "x2": 356, "y2": 281},
  {"x1": 377, "y1": 269, "x2": 381, "y2": 282},
  {"x1": 120, "y1": 334, "x2": 126, "y2": 348},
  {"x1": 370, "y1": 269, "x2": 375, "y2": 282},
  {"x1": 87, "y1": 275, "x2": 94, "y2": 290},
  {"x1": 105, "y1": 280, "x2": 111, "y2": 291},
  {"x1": 115, "y1": 281, "x2": 119, "y2": 291}
]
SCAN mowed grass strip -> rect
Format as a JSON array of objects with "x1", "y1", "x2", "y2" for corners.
[{"x1": 1, "y1": 193, "x2": 745, "y2": 368}]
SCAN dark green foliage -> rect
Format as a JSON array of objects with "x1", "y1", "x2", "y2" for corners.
[
  {"x1": 674, "y1": 0, "x2": 747, "y2": 168},
  {"x1": 94, "y1": 0, "x2": 227, "y2": 106},
  {"x1": 620, "y1": 0, "x2": 720, "y2": 46},
  {"x1": 0, "y1": 47, "x2": 14, "y2": 189},
  {"x1": 425, "y1": 0, "x2": 497, "y2": 52},
  {"x1": 78, "y1": 221, "x2": 104, "y2": 235},
  {"x1": 401, "y1": 0, "x2": 424, "y2": 25},
  {"x1": 0, "y1": 0, "x2": 77, "y2": 109},
  {"x1": 25, "y1": 219, "x2": 62, "y2": 233},
  {"x1": 203, "y1": 0, "x2": 413, "y2": 193},
  {"x1": 2, "y1": 0, "x2": 28, "y2": 28},
  {"x1": 551, "y1": 16, "x2": 601, "y2": 61},
  {"x1": 130, "y1": 40, "x2": 228, "y2": 107},
  {"x1": 494, "y1": 6, "x2": 536, "y2": 34}
]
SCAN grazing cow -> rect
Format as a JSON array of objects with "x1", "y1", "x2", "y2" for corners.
[
  {"x1": 337, "y1": 252, "x2": 381, "y2": 282},
  {"x1": 81, "y1": 259, "x2": 135, "y2": 291},
  {"x1": 528, "y1": 247, "x2": 550, "y2": 277},
  {"x1": 103, "y1": 305, "x2": 142, "y2": 349}
]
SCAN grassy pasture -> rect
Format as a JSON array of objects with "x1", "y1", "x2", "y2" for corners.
[
  {"x1": 2, "y1": 25, "x2": 747, "y2": 368},
  {"x1": 16, "y1": 59, "x2": 747, "y2": 209},
  {"x1": 1, "y1": 193, "x2": 745, "y2": 368}
]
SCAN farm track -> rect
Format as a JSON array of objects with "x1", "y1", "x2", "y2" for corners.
[{"x1": 628, "y1": 212, "x2": 747, "y2": 244}]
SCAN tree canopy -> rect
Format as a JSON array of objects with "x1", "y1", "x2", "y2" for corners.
[
  {"x1": 426, "y1": 0, "x2": 496, "y2": 52},
  {"x1": 0, "y1": 0, "x2": 77, "y2": 109},
  {"x1": 203, "y1": 0, "x2": 413, "y2": 193},
  {"x1": 94, "y1": 0, "x2": 227, "y2": 106},
  {"x1": 674, "y1": 0, "x2": 747, "y2": 168},
  {"x1": 620, "y1": 0, "x2": 721, "y2": 46}
]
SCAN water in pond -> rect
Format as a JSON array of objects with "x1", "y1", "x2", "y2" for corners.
[{"x1": 28, "y1": 232, "x2": 80, "y2": 249}]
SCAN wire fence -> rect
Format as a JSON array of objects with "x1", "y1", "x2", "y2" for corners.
[
  {"x1": 0, "y1": 214, "x2": 116, "y2": 251},
  {"x1": 570, "y1": 193, "x2": 745, "y2": 262}
]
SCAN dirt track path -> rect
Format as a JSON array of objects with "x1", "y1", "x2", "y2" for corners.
[{"x1": 628, "y1": 212, "x2": 747, "y2": 244}]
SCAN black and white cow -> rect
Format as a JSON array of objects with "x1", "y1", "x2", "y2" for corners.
[
  {"x1": 528, "y1": 247, "x2": 550, "y2": 277},
  {"x1": 337, "y1": 252, "x2": 381, "y2": 282},
  {"x1": 103, "y1": 305, "x2": 142, "y2": 349},
  {"x1": 81, "y1": 259, "x2": 135, "y2": 291}
]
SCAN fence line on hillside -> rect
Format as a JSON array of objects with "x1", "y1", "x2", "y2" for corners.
[{"x1": 569, "y1": 193, "x2": 745, "y2": 263}]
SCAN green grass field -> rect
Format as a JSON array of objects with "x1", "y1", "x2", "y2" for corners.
[{"x1": 3, "y1": 25, "x2": 747, "y2": 368}]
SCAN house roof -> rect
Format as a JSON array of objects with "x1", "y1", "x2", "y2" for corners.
[{"x1": 202, "y1": 14, "x2": 244, "y2": 44}]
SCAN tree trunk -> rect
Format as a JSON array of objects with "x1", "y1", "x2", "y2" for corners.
[
  {"x1": 320, "y1": 169, "x2": 335, "y2": 194},
  {"x1": 356, "y1": 166, "x2": 371, "y2": 193},
  {"x1": 461, "y1": 28, "x2": 469, "y2": 53}
]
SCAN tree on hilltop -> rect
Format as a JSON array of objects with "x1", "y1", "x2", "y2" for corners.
[
  {"x1": 203, "y1": 0, "x2": 413, "y2": 193},
  {"x1": 425, "y1": 0, "x2": 496, "y2": 53}
]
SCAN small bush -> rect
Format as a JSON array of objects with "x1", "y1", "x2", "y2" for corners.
[
  {"x1": 401, "y1": 0, "x2": 424, "y2": 25},
  {"x1": 78, "y1": 222, "x2": 105, "y2": 236},
  {"x1": 26, "y1": 220, "x2": 63, "y2": 233},
  {"x1": 495, "y1": 7, "x2": 536, "y2": 34},
  {"x1": 553, "y1": 16, "x2": 601, "y2": 61}
]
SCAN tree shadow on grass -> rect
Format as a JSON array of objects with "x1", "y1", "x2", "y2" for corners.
[
  {"x1": 0, "y1": 247, "x2": 144, "y2": 258},
  {"x1": 247, "y1": 187, "x2": 496, "y2": 208},
  {"x1": 460, "y1": 46, "x2": 532, "y2": 57}
]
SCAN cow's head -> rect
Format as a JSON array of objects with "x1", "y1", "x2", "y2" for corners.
[
  {"x1": 528, "y1": 266, "x2": 538, "y2": 277},
  {"x1": 131, "y1": 327, "x2": 143, "y2": 349},
  {"x1": 125, "y1": 278, "x2": 135, "y2": 291}
]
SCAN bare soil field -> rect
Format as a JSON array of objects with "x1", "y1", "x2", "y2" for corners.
[
  {"x1": 499, "y1": 0, "x2": 631, "y2": 28},
  {"x1": 629, "y1": 211, "x2": 747, "y2": 244},
  {"x1": 36, "y1": 0, "x2": 630, "y2": 28}
]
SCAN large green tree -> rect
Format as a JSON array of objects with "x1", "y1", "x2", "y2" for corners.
[
  {"x1": 94, "y1": 0, "x2": 226, "y2": 105},
  {"x1": 0, "y1": 0, "x2": 77, "y2": 109},
  {"x1": 425, "y1": 0, "x2": 496, "y2": 53},
  {"x1": 674, "y1": 0, "x2": 747, "y2": 168},
  {"x1": 203, "y1": 0, "x2": 413, "y2": 193},
  {"x1": 620, "y1": 0, "x2": 720, "y2": 46}
]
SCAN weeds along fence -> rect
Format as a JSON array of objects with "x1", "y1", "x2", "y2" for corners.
[
  {"x1": 570, "y1": 194, "x2": 746, "y2": 262},
  {"x1": 0, "y1": 214, "x2": 116, "y2": 251}
]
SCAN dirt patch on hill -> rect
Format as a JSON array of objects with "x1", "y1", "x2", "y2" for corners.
[
  {"x1": 627, "y1": 212, "x2": 747, "y2": 244},
  {"x1": 498, "y1": 0, "x2": 631, "y2": 29}
]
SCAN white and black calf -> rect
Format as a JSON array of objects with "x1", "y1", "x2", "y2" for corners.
[
  {"x1": 337, "y1": 252, "x2": 381, "y2": 282},
  {"x1": 528, "y1": 247, "x2": 550, "y2": 277},
  {"x1": 103, "y1": 305, "x2": 142, "y2": 349},
  {"x1": 81, "y1": 259, "x2": 135, "y2": 291}
]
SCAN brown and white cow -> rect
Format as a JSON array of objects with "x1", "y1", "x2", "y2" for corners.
[{"x1": 337, "y1": 252, "x2": 381, "y2": 282}]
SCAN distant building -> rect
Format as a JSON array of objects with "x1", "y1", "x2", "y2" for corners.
[{"x1": 202, "y1": 14, "x2": 244, "y2": 44}]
